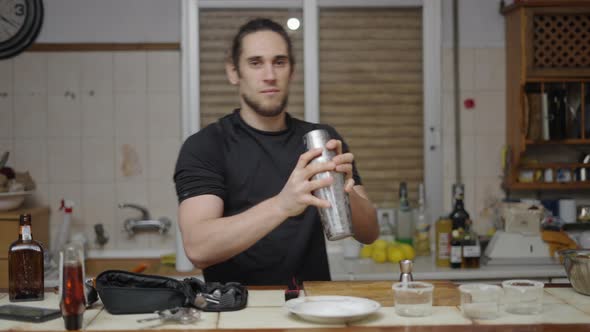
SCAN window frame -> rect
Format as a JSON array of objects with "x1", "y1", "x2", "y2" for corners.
[{"x1": 181, "y1": 0, "x2": 443, "y2": 218}]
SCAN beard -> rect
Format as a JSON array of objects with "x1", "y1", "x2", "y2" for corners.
[{"x1": 242, "y1": 93, "x2": 289, "y2": 117}]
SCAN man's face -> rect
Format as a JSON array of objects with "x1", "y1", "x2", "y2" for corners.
[{"x1": 233, "y1": 30, "x2": 292, "y2": 117}]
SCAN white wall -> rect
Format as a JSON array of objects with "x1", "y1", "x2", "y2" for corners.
[
  {"x1": 442, "y1": 0, "x2": 505, "y2": 48},
  {"x1": 39, "y1": 0, "x2": 506, "y2": 47},
  {"x1": 37, "y1": 0, "x2": 181, "y2": 42}
]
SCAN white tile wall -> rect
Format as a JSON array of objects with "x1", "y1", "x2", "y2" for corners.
[
  {"x1": 82, "y1": 93, "x2": 115, "y2": 137},
  {"x1": 0, "y1": 57, "x2": 13, "y2": 93},
  {"x1": 114, "y1": 52, "x2": 147, "y2": 92},
  {"x1": 47, "y1": 94, "x2": 82, "y2": 137},
  {"x1": 0, "y1": 95, "x2": 13, "y2": 138},
  {"x1": 81, "y1": 53, "x2": 114, "y2": 95},
  {"x1": 47, "y1": 53, "x2": 81, "y2": 95},
  {"x1": 5, "y1": 51, "x2": 181, "y2": 253},
  {"x1": 13, "y1": 93, "x2": 48, "y2": 138},
  {"x1": 442, "y1": 46, "x2": 506, "y2": 232},
  {"x1": 13, "y1": 53, "x2": 47, "y2": 94},
  {"x1": 114, "y1": 93, "x2": 148, "y2": 138}
]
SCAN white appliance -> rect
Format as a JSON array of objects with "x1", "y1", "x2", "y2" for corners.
[{"x1": 484, "y1": 231, "x2": 558, "y2": 265}]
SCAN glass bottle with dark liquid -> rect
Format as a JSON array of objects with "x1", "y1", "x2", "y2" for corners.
[
  {"x1": 9, "y1": 214, "x2": 44, "y2": 302},
  {"x1": 60, "y1": 244, "x2": 86, "y2": 330}
]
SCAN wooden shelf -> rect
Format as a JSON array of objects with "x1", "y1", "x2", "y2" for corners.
[
  {"x1": 505, "y1": 181, "x2": 590, "y2": 190},
  {"x1": 526, "y1": 139, "x2": 590, "y2": 145},
  {"x1": 520, "y1": 162, "x2": 590, "y2": 169},
  {"x1": 503, "y1": 2, "x2": 590, "y2": 193}
]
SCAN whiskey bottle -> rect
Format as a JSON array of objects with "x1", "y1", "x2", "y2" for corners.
[{"x1": 8, "y1": 214, "x2": 45, "y2": 302}]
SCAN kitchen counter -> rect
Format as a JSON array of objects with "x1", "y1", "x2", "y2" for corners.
[
  {"x1": 328, "y1": 252, "x2": 567, "y2": 282},
  {"x1": 1, "y1": 281, "x2": 590, "y2": 331}
]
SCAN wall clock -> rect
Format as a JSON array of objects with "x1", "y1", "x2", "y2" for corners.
[{"x1": 0, "y1": 0, "x2": 43, "y2": 60}]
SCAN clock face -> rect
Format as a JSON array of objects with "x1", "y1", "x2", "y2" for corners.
[
  {"x1": 0, "y1": 0, "x2": 43, "y2": 59},
  {"x1": 0, "y1": 0, "x2": 28, "y2": 43}
]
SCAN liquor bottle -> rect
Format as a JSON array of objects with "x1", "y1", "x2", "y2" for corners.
[
  {"x1": 449, "y1": 229, "x2": 463, "y2": 269},
  {"x1": 413, "y1": 183, "x2": 430, "y2": 255},
  {"x1": 60, "y1": 244, "x2": 86, "y2": 330},
  {"x1": 8, "y1": 214, "x2": 45, "y2": 302},
  {"x1": 395, "y1": 182, "x2": 414, "y2": 245},
  {"x1": 462, "y1": 221, "x2": 481, "y2": 268},
  {"x1": 450, "y1": 184, "x2": 470, "y2": 231},
  {"x1": 435, "y1": 217, "x2": 452, "y2": 267}
]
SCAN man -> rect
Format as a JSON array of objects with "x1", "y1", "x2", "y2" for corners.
[{"x1": 174, "y1": 18, "x2": 378, "y2": 285}]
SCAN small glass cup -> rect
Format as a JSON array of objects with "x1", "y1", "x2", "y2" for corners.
[
  {"x1": 502, "y1": 279, "x2": 544, "y2": 315},
  {"x1": 459, "y1": 283, "x2": 502, "y2": 319},
  {"x1": 393, "y1": 281, "x2": 434, "y2": 317}
]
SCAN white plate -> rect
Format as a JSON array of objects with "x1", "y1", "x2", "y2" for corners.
[{"x1": 285, "y1": 296, "x2": 380, "y2": 324}]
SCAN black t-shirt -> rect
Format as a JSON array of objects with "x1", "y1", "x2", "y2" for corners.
[{"x1": 173, "y1": 109, "x2": 362, "y2": 285}]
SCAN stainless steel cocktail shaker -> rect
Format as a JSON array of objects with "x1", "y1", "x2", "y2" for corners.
[{"x1": 303, "y1": 129, "x2": 353, "y2": 241}]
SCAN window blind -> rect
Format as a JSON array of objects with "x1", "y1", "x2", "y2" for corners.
[{"x1": 319, "y1": 8, "x2": 424, "y2": 207}]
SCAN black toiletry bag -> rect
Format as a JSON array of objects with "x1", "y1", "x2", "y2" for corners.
[{"x1": 94, "y1": 270, "x2": 248, "y2": 314}]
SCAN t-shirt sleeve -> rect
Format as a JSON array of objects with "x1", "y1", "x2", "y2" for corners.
[
  {"x1": 323, "y1": 125, "x2": 363, "y2": 186},
  {"x1": 173, "y1": 127, "x2": 226, "y2": 204}
]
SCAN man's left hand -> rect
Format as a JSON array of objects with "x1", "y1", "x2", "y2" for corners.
[{"x1": 325, "y1": 139, "x2": 355, "y2": 192}]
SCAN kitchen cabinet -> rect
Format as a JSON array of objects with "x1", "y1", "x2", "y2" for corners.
[
  {"x1": 502, "y1": 1, "x2": 590, "y2": 190},
  {"x1": 0, "y1": 206, "x2": 50, "y2": 289}
]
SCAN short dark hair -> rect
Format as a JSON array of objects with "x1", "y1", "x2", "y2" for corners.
[{"x1": 230, "y1": 18, "x2": 295, "y2": 74}]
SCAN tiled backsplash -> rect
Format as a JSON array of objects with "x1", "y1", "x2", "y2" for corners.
[
  {"x1": 0, "y1": 51, "x2": 181, "y2": 253},
  {"x1": 441, "y1": 47, "x2": 506, "y2": 235}
]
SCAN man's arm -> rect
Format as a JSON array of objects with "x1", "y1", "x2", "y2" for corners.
[{"x1": 178, "y1": 147, "x2": 336, "y2": 269}]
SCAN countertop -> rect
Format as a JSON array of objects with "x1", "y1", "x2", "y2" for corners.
[
  {"x1": 1, "y1": 281, "x2": 590, "y2": 331},
  {"x1": 42, "y1": 253, "x2": 568, "y2": 288},
  {"x1": 328, "y1": 252, "x2": 567, "y2": 282}
]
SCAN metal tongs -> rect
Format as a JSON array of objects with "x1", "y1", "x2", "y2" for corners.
[{"x1": 136, "y1": 307, "x2": 201, "y2": 325}]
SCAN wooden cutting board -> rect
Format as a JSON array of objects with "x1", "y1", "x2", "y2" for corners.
[{"x1": 303, "y1": 280, "x2": 460, "y2": 307}]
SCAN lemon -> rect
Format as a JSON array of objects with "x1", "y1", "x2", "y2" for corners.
[
  {"x1": 399, "y1": 243, "x2": 416, "y2": 260},
  {"x1": 359, "y1": 244, "x2": 373, "y2": 258},
  {"x1": 387, "y1": 246, "x2": 404, "y2": 263},
  {"x1": 373, "y1": 239, "x2": 388, "y2": 249},
  {"x1": 371, "y1": 247, "x2": 387, "y2": 263}
]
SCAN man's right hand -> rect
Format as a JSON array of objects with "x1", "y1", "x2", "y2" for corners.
[{"x1": 274, "y1": 147, "x2": 337, "y2": 217}]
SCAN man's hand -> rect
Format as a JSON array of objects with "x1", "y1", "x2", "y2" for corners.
[
  {"x1": 275, "y1": 147, "x2": 337, "y2": 217},
  {"x1": 325, "y1": 139, "x2": 355, "y2": 192}
]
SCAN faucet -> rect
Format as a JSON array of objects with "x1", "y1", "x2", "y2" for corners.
[
  {"x1": 119, "y1": 203, "x2": 151, "y2": 220},
  {"x1": 119, "y1": 203, "x2": 171, "y2": 237}
]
